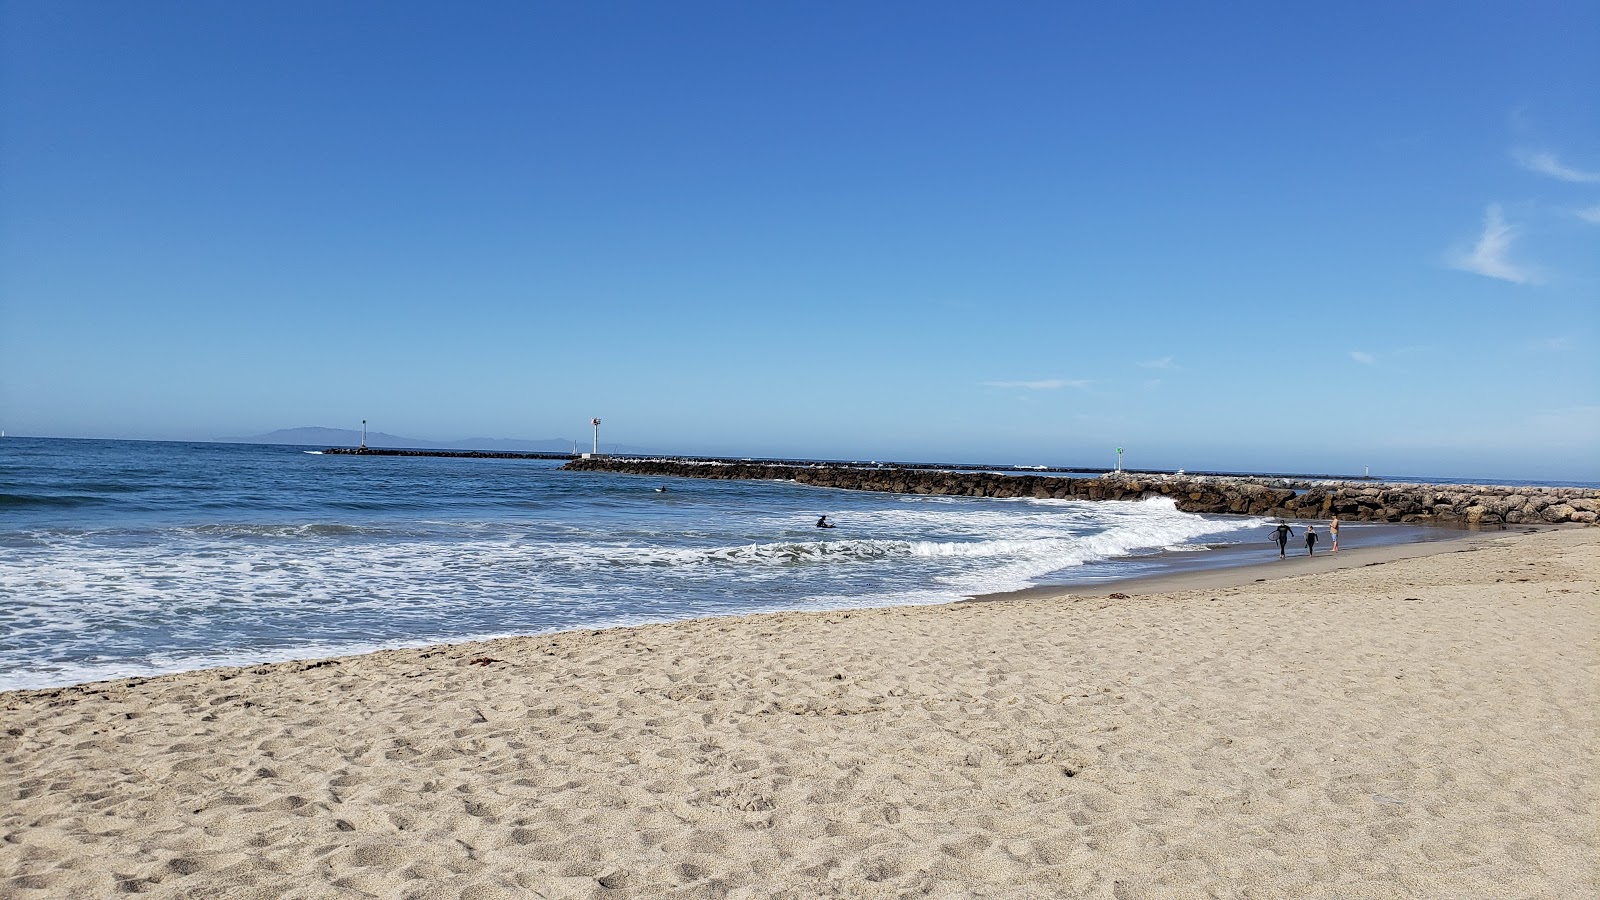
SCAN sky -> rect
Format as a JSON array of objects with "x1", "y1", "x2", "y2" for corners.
[{"x1": 1, "y1": 1, "x2": 1596, "y2": 481}]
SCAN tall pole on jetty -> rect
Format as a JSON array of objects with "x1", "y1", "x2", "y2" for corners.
[
  {"x1": 360, "y1": 420, "x2": 367, "y2": 451},
  {"x1": 1116, "y1": 446, "x2": 1124, "y2": 473},
  {"x1": 591, "y1": 418, "x2": 601, "y2": 456}
]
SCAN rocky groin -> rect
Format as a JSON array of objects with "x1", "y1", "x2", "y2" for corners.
[{"x1": 563, "y1": 458, "x2": 1600, "y2": 527}]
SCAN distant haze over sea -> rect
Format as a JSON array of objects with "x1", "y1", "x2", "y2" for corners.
[{"x1": 222, "y1": 427, "x2": 657, "y2": 455}]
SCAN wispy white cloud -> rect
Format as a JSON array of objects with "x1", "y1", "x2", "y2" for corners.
[
  {"x1": 1350, "y1": 350, "x2": 1377, "y2": 365},
  {"x1": 1136, "y1": 356, "x2": 1175, "y2": 369},
  {"x1": 1449, "y1": 204, "x2": 1536, "y2": 284},
  {"x1": 1516, "y1": 150, "x2": 1600, "y2": 184},
  {"x1": 983, "y1": 379, "x2": 1089, "y2": 390},
  {"x1": 1520, "y1": 336, "x2": 1572, "y2": 353},
  {"x1": 1576, "y1": 204, "x2": 1600, "y2": 224}
]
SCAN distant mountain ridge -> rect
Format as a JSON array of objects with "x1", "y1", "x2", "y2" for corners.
[
  {"x1": 222, "y1": 427, "x2": 659, "y2": 455},
  {"x1": 223, "y1": 427, "x2": 578, "y2": 453}
]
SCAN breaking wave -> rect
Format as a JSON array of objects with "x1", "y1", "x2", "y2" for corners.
[{"x1": 1, "y1": 448, "x2": 1277, "y2": 691}]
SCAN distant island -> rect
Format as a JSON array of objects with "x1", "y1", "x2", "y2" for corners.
[
  {"x1": 222, "y1": 427, "x2": 658, "y2": 455},
  {"x1": 222, "y1": 427, "x2": 577, "y2": 453}
]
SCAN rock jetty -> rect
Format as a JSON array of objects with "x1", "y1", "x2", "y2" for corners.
[{"x1": 563, "y1": 458, "x2": 1599, "y2": 527}]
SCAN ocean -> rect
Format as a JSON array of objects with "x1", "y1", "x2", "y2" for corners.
[{"x1": 1, "y1": 438, "x2": 1455, "y2": 691}]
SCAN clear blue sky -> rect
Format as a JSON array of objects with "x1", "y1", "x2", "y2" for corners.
[{"x1": 2, "y1": 1, "x2": 1596, "y2": 480}]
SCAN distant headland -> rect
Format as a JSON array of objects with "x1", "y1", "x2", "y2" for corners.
[{"x1": 225, "y1": 427, "x2": 578, "y2": 453}]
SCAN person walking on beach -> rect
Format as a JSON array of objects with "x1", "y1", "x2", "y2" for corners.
[
  {"x1": 1305, "y1": 525, "x2": 1318, "y2": 556},
  {"x1": 1269, "y1": 522, "x2": 1295, "y2": 559},
  {"x1": 1330, "y1": 516, "x2": 1340, "y2": 553}
]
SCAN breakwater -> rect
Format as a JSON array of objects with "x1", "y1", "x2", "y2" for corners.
[{"x1": 564, "y1": 458, "x2": 1600, "y2": 527}]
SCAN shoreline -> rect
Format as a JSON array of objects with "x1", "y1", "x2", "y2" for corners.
[
  {"x1": 967, "y1": 524, "x2": 1559, "y2": 602},
  {"x1": 3, "y1": 528, "x2": 1593, "y2": 896},
  {"x1": 2, "y1": 518, "x2": 1505, "y2": 696},
  {"x1": 0, "y1": 519, "x2": 1548, "y2": 695}
]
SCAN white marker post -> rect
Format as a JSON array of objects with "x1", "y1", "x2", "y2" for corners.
[
  {"x1": 591, "y1": 418, "x2": 602, "y2": 456},
  {"x1": 360, "y1": 419, "x2": 367, "y2": 450},
  {"x1": 1116, "y1": 447, "x2": 1124, "y2": 473}
]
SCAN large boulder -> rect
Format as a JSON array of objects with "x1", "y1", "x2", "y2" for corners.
[{"x1": 1543, "y1": 503, "x2": 1578, "y2": 523}]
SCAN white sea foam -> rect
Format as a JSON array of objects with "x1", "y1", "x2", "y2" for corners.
[
  {"x1": 4, "y1": 438, "x2": 1461, "y2": 693},
  {"x1": 0, "y1": 491, "x2": 1268, "y2": 691}
]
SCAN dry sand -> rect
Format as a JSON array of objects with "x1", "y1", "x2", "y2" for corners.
[{"x1": 3, "y1": 528, "x2": 1596, "y2": 899}]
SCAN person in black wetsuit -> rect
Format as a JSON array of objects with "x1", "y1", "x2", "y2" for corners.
[
  {"x1": 1305, "y1": 525, "x2": 1318, "y2": 556},
  {"x1": 1269, "y1": 522, "x2": 1295, "y2": 559},
  {"x1": 816, "y1": 516, "x2": 835, "y2": 528}
]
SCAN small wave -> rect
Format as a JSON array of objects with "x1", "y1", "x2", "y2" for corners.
[
  {"x1": 703, "y1": 539, "x2": 912, "y2": 564},
  {"x1": 48, "y1": 481, "x2": 149, "y2": 495},
  {"x1": 583, "y1": 537, "x2": 1047, "y2": 569},
  {"x1": 598, "y1": 539, "x2": 911, "y2": 567},
  {"x1": 0, "y1": 640, "x2": 427, "y2": 693},
  {"x1": 184, "y1": 523, "x2": 402, "y2": 539},
  {"x1": 0, "y1": 493, "x2": 102, "y2": 509},
  {"x1": 600, "y1": 514, "x2": 1248, "y2": 571}
]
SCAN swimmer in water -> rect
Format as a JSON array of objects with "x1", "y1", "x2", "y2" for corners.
[{"x1": 816, "y1": 516, "x2": 835, "y2": 528}]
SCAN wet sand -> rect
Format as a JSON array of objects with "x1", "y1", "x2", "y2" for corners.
[
  {"x1": 3, "y1": 527, "x2": 1596, "y2": 898},
  {"x1": 969, "y1": 524, "x2": 1528, "y2": 602}
]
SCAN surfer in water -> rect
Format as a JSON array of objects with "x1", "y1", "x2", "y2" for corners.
[
  {"x1": 816, "y1": 515, "x2": 835, "y2": 528},
  {"x1": 1269, "y1": 522, "x2": 1295, "y2": 559}
]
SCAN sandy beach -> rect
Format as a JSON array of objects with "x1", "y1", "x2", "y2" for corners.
[{"x1": 3, "y1": 527, "x2": 1595, "y2": 898}]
